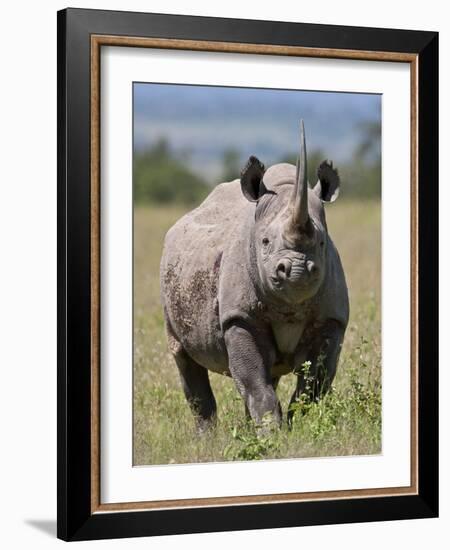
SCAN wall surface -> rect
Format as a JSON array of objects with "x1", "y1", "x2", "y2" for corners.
[{"x1": 0, "y1": 1, "x2": 446, "y2": 548}]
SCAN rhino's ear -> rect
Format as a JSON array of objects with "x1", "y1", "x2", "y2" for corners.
[
  {"x1": 313, "y1": 160, "x2": 340, "y2": 203},
  {"x1": 240, "y1": 156, "x2": 266, "y2": 202}
]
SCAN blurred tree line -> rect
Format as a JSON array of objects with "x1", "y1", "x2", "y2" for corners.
[
  {"x1": 134, "y1": 122, "x2": 381, "y2": 206},
  {"x1": 134, "y1": 138, "x2": 209, "y2": 205}
]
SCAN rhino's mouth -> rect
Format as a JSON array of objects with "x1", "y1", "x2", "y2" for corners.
[
  {"x1": 269, "y1": 271, "x2": 308, "y2": 290},
  {"x1": 270, "y1": 275, "x2": 284, "y2": 289}
]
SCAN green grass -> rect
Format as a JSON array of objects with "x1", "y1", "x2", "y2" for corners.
[{"x1": 133, "y1": 199, "x2": 381, "y2": 465}]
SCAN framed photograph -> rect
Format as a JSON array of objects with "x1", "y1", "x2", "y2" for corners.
[{"x1": 57, "y1": 8, "x2": 438, "y2": 541}]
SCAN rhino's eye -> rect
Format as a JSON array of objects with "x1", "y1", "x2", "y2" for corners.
[
  {"x1": 262, "y1": 237, "x2": 270, "y2": 246},
  {"x1": 320, "y1": 241, "x2": 324, "y2": 247}
]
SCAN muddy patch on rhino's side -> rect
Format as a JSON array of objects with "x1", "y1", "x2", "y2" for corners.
[{"x1": 164, "y1": 260, "x2": 219, "y2": 337}]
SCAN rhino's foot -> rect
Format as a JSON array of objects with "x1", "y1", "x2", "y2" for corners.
[
  {"x1": 255, "y1": 410, "x2": 282, "y2": 438},
  {"x1": 195, "y1": 414, "x2": 217, "y2": 436},
  {"x1": 246, "y1": 391, "x2": 282, "y2": 432}
]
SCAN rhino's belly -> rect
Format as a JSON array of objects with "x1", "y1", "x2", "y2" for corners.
[
  {"x1": 271, "y1": 362, "x2": 293, "y2": 378},
  {"x1": 270, "y1": 348, "x2": 308, "y2": 379},
  {"x1": 186, "y1": 344, "x2": 230, "y2": 375},
  {"x1": 270, "y1": 319, "x2": 309, "y2": 379}
]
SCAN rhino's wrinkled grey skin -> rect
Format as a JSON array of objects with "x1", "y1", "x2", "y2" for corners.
[{"x1": 160, "y1": 121, "x2": 349, "y2": 431}]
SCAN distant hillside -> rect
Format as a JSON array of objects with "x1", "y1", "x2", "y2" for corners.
[{"x1": 134, "y1": 83, "x2": 381, "y2": 183}]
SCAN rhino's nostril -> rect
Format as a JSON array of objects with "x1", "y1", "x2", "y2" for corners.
[
  {"x1": 307, "y1": 261, "x2": 318, "y2": 275},
  {"x1": 276, "y1": 260, "x2": 291, "y2": 280}
]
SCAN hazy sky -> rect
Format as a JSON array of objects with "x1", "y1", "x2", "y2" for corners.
[{"x1": 134, "y1": 83, "x2": 381, "y2": 181}]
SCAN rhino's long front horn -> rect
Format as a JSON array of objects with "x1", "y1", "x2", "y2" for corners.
[{"x1": 288, "y1": 120, "x2": 309, "y2": 231}]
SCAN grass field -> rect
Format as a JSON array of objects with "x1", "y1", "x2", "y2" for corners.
[{"x1": 133, "y1": 199, "x2": 381, "y2": 465}]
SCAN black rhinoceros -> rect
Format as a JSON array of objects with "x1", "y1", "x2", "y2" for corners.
[{"x1": 160, "y1": 121, "x2": 349, "y2": 431}]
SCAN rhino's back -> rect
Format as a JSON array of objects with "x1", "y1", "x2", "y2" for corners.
[
  {"x1": 160, "y1": 179, "x2": 250, "y2": 372},
  {"x1": 161, "y1": 178, "x2": 249, "y2": 270}
]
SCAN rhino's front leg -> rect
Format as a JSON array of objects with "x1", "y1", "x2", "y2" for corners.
[
  {"x1": 288, "y1": 319, "x2": 345, "y2": 425},
  {"x1": 224, "y1": 321, "x2": 281, "y2": 427}
]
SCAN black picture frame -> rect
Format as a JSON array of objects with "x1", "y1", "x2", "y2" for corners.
[{"x1": 57, "y1": 7, "x2": 438, "y2": 541}]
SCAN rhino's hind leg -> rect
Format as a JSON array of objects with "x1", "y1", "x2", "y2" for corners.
[
  {"x1": 173, "y1": 349, "x2": 217, "y2": 433},
  {"x1": 163, "y1": 312, "x2": 217, "y2": 432},
  {"x1": 287, "y1": 319, "x2": 345, "y2": 426}
]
